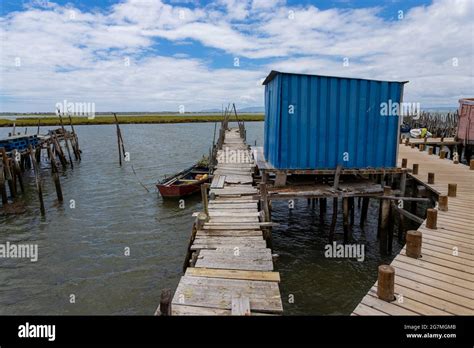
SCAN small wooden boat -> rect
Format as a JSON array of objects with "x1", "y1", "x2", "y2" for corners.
[{"x1": 157, "y1": 164, "x2": 210, "y2": 198}]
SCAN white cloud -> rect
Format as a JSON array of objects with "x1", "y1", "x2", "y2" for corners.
[{"x1": 0, "y1": 0, "x2": 472, "y2": 112}]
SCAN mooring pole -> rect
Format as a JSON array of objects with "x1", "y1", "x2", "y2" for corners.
[
  {"x1": 29, "y1": 146, "x2": 45, "y2": 216},
  {"x1": 47, "y1": 146, "x2": 63, "y2": 202},
  {"x1": 58, "y1": 111, "x2": 74, "y2": 168}
]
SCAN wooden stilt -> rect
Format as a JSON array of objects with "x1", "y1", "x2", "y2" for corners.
[
  {"x1": 47, "y1": 146, "x2": 63, "y2": 202},
  {"x1": 159, "y1": 289, "x2": 172, "y2": 316},
  {"x1": 343, "y1": 197, "x2": 350, "y2": 243},
  {"x1": 0, "y1": 159, "x2": 7, "y2": 205},
  {"x1": 329, "y1": 197, "x2": 337, "y2": 243},
  {"x1": 29, "y1": 146, "x2": 45, "y2": 216},
  {"x1": 319, "y1": 198, "x2": 326, "y2": 217},
  {"x1": 360, "y1": 197, "x2": 369, "y2": 228},
  {"x1": 379, "y1": 186, "x2": 391, "y2": 255},
  {"x1": 349, "y1": 196, "x2": 355, "y2": 226}
]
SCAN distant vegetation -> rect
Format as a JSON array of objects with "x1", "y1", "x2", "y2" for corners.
[{"x1": 0, "y1": 114, "x2": 264, "y2": 127}]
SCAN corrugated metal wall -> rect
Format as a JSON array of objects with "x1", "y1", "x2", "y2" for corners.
[{"x1": 264, "y1": 72, "x2": 405, "y2": 169}]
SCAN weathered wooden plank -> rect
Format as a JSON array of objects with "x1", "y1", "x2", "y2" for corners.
[
  {"x1": 185, "y1": 267, "x2": 280, "y2": 282},
  {"x1": 172, "y1": 276, "x2": 283, "y2": 313},
  {"x1": 232, "y1": 297, "x2": 251, "y2": 315}
]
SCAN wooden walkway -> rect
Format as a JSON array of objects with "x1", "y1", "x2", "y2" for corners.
[
  {"x1": 405, "y1": 136, "x2": 459, "y2": 146},
  {"x1": 352, "y1": 145, "x2": 474, "y2": 315},
  {"x1": 170, "y1": 128, "x2": 283, "y2": 315}
]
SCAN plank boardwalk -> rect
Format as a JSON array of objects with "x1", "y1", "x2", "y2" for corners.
[
  {"x1": 170, "y1": 128, "x2": 283, "y2": 315},
  {"x1": 352, "y1": 145, "x2": 474, "y2": 316}
]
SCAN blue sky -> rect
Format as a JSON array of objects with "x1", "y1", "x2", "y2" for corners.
[{"x1": 0, "y1": 0, "x2": 472, "y2": 112}]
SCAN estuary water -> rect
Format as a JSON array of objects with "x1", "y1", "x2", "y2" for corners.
[{"x1": 0, "y1": 122, "x2": 403, "y2": 315}]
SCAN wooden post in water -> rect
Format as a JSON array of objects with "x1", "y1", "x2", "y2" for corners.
[
  {"x1": 401, "y1": 158, "x2": 407, "y2": 168},
  {"x1": 28, "y1": 146, "x2": 45, "y2": 216},
  {"x1": 470, "y1": 159, "x2": 474, "y2": 170},
  {"x1": 412, "y1": 163, "x2": 419, "y2": 175},
  {"x1": 428, "y1": 147, "x2": 433, "y2": 155},
  {"x1": 51, "y1": 133, "x2": 68, "y2": 167},
  {"x1": 377, "y1": 265, "x2": 395, "y2": 302},
  {"x1": 0, "y1": 159, "x2": 7, "y2": 205},
  {"x1": 439, "y1": 150, "x2": 446, "y2": 159},
  {"x1": 379, "y1": 186, "x2": 391, "y2": 255},
  {"x1": 319, "y1": 198, "x2": 326, "y2": 217},
  {"x1": 47, "y1": 146, "x2": 63, "y2": 202},
  {"x1": 342, "y1": 197, "x2": 350, "y2": 243},
  {"x1": 159, "y1": 288, "x2": 172, "y2": 316},
  {"x1": 12, "y1": 150, "x2": 24, "y2": 193},
  {"x1": 349, "y1": 197, "x2": 355, "y2": 226},
  {"x1": 113, "y1": 113, "x2": 123, "y2": 166},
  {"x1": 1, "y1": 148, "x2": 14, "y2": 199},
  {"x1": 329, "y1": 197, "x2": 338, "y2": 243},
  {"x1": 406, "y1": 230, "x2": 422, "y2": 258},
  {"x1": 58, "y1": 112, "x2": 74, "y2": 168},
  {"x1": 68, "y1": 114, "x2": 81, "y2": 160},
  {"x1": 360, "y1": 197, "x2": 369, "y2": 228}
]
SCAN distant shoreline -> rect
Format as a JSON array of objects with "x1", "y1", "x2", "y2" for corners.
[{"x1": 0, "y1": 114, "x2": 265, "y2": 127}]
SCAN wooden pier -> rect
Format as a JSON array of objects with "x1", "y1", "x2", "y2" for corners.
[
  {"x1": 0, "y1": 125, "x2": 81, "y2": 216},
  {"x1": 161, "y1": 127, "x2": 283, "y2": 315},
  {"x1": 352, "y1": 144, "x2": 474, "y2": 315}
]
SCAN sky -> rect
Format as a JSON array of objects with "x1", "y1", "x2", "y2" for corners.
[{"x1": 0, "y1": 0, "x2": 472, "y2": 112}]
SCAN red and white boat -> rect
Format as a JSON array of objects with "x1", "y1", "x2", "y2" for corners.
[{"x1": 156, "y1": 164, "x2": 210, "y2": 198}]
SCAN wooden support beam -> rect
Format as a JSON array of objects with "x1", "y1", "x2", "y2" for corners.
[
  {"x1": 391, "y1": 201, "x2": 424, "y2": 224},
  {"x1": 159, "y1": 288, "x2": 172, "y2": 316},
  {"x1": 379, "y1": 186, "x2": 391, "y2": 255},
  {"x1": 360, "y1": 197, "x2": 369, "y2": 228},
  {"x1": 329, "y1": 197, "x2": 337, "y2": 242},
  {"x1": 343, "y1": 197, "x2": 350, "y2": 243},
  {"x1": 333, "y1": 164, "x2": 342, "y2": 190}
]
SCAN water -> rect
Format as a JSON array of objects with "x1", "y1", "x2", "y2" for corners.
[{"x1": 0, "y1": 122, "x2": 404, "y2": 315}]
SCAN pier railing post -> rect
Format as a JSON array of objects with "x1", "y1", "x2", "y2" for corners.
[
  {"x1": 377, "y1": 265, "x2": 395, "y2": 302},
  {"x1": 426, "y1": 208, "x2": 437, "y2": 229},
  {"x1": 201, "y1": 183, "x2": 209, "y2": 217},
  {"x1": 438, "y1": 195, "x2": 448, "y2": 211},
  {"x1": 448, "y1": 183, "x2": 457, "y2": 197},
  {"x1": 406, "y1": 230, "x2": 422, "y2": 258}
]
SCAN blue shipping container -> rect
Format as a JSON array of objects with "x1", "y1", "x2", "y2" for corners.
[{"x1": 263, "y1": 71, "x2": 407, "y2": 169}]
